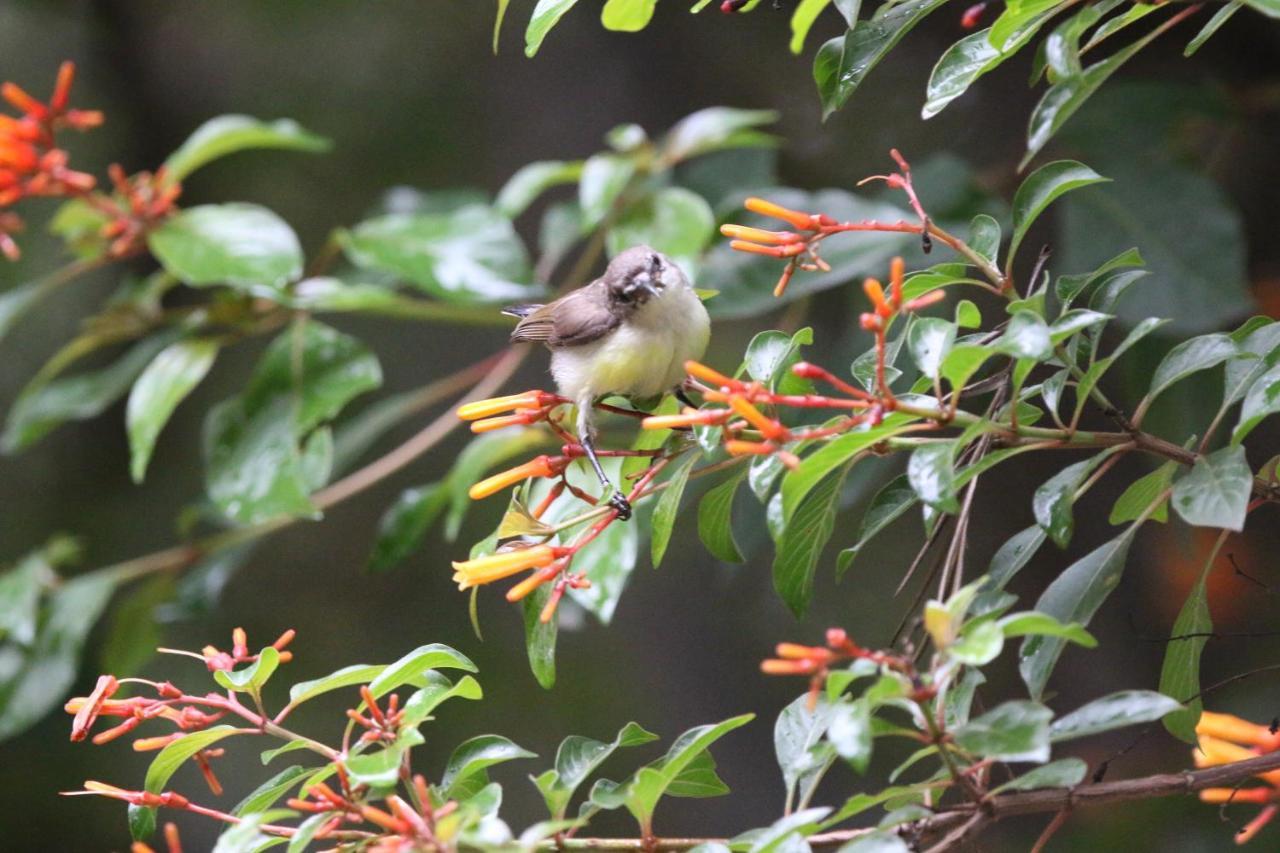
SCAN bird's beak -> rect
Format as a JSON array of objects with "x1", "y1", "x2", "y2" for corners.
[{"x1": 640, "y1": 280, "x2": 661, "y2": 299}]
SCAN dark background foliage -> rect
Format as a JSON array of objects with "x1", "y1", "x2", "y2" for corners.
[{"x1": 1, "y1": 0, "x2": 1278, "y2": 849}]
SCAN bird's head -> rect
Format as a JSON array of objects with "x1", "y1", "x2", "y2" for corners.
[{"x1": 604, "y1": 246, "x2": 687, "y2": 307}]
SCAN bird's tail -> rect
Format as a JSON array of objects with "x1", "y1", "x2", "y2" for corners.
[{"x1": 501, "y1": 304, "x2": 543, "y2": 319}]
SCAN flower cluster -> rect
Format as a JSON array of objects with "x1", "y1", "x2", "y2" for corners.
[
  {"x1": 1194, "y1": 711, "x2": 1280, "y2": 844},
  {"x1": 64, "y1": 629, "x2": 475, "y2": 851},
  {"x1": 760, "y1": 627, "x2": 922, "y2": 709},
  {"x1": 643, "y1": 256, "x2": 942, "y2": 469},
  {"x1": 0, "y1": 61, "x2": 102, "y2": 259},
  {"x1": 721, "y1": 150, "x2": 939, "y2": 298}
]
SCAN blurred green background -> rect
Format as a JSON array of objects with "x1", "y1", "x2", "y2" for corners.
[{"x1": 1, "y1": 0, "x2": 1279, "y2": 849}]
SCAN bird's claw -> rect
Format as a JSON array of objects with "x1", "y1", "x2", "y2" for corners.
[{"x1": 608, "y1": 491, "x2": 633, "y2": 521}]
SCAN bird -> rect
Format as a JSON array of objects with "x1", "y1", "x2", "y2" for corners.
[{"x1": 503, "y1": 246, "x2": 710, "y2": 520}]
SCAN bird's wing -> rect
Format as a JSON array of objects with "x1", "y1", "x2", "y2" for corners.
[{"x1": 509, "y1": 283, "x2": 619, "y2": 347}]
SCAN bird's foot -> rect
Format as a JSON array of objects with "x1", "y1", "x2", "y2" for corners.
[{"x1": 608, "y1": 491, "x2": 633, "y2": 521}]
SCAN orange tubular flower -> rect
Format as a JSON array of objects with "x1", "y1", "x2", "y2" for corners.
[
  {"x1": 725, "y1": 440, "x2": 775, "y2": 457},
  {"x1": 863, "y1": 277, "x2": 890, "y2": 317},
  {"x1": 744, "y1": 197, "x2": 815, "y2": 231},
  {"x1": 729, "y1": 239, "x2": 805, "y2": 258},
  {"x1": 468, "y1": 455, "x2": 565, "y2": 500},
  {"x1": 456, "y1": 391, "x2": 551, "y2": 421},
  {"x1": 728, "y1": 396, "x2": 789, "y2": 441},
  {"x1": 684, "y1": 360, "x2": 741, "y2": 390},
  {"x1": 642, "y1": 408, "x2": 730, "y2": 431},
  {"x1": 1199, "y1": 712, "x2": 1280, "y2": 752},
  {"x1": 1193, "y1": 711, "x2": 1280, "y2": 843},
  {"x1": 69, "y1": 674, "x2": 118, "y2": 742},
  {"x1": 451, "y1": 544, "x2": 559, "y2": 590},
  {"x1": 720, "y1": 224, "x2": 801, "y2": 245}
]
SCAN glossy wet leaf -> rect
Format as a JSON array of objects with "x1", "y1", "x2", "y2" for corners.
[
  {"x1": 661, "y1": 107, "x2": 778, "y2": 163},
  {"x1": 127, "y1": 338, "x2": 219, "y2": 482},
  {"x1": 204, "y1": 323, "x2": 381, "y2": 524},
  {"x1": 774, "y1": 462, "x2": 850, "y2": 617},
  {"x1": 232, "y1": 765, "x2": 311, "y2": 817},
  {"x1": 1009, "y1": 161, "x2": 1108, "y2": 264},
  {"x1": 622, "y1": 714, "x2": 754, "y2": 827},
  {"x1": 495, "y1": 160, "x2": 583, "y2": 218},
  {"x1": 906, "y1": 317, "x2": 956, "y2": 381},
  {"x1": 1049, "y1": 690, "x2": 1182, "y2": 742},
  {"x1": 163, "y1": 115, "x2": 330, "y2": 182},
  {"x1": 149, "y1": 204, "x2": 302, "y2": 296},
  {"x1": 0, "y1": 566, "x2": 120, "y2": 741},
  {"x1": 775, "y1": 694, "x2": 837, "y2": 806},
  {"x1": 1032, "y1": 451, "x2": 1116, "y2": 548},
  {"x1": 1109, "y1": 462, "x2": 1175, "y2": 525},
  {"x1": 287, "y1": 663, "x2": 386, "y2": 708},
  {"x1": 343, "y1": 204, "x2": 538, "y2": 303},
  {"x1": 837, "y1": 474, "x2": 917, "y2": 577},
  {"x1": 922, "y1": 10, "x2": 1059, "y2": 119},
  {"x1": 1185, "y1": 1, "x2": 1242, "y2": 55},
  {"x1": 1233, "y1": 363, "x2": 1280, "y2": 445},
  {"x1": 1020, "y1": 529, "x2": 1135, "y2": 699},
  {"x1": 145, "y1": 726, "x2": 245, "y2": 794},
  {"x1": 1171, "y1": 445, "x2": 1251, "y2": 531},
  {"x1": 651, "y1": 453, "x2": 697, "y2": 569},
  {"x1": 367, "y1": 643, "x2": 476, "y2": 699},
  {"x1": 525, "y1": 0, "x2": 582, "y2": 56},
  {"x1": 817, "y1": 0, "x2": 949, "y2": 118},
  {"x1": 4, "y1": 334, "x2": 173, "y2": 452},
  {"x1": 1146, "y1": 333, "x2": 1237, "y2": 404},
  {"x1": 441, "y1": 735, "x2": 536, "y2": 798},
  {"x1": 698, "y1": 468, "x2": 747, "y2": 563},
  {"x1": 368, "y1": 483, "x2": 447, "y2": 572},
  {"x1": 1159, "y1": 535, "x2": 1221, "y2": 743},
  {"x1": 214, "y1": 646, "x2": 280, "y2": 692},
  {"x1": 525, "y1": 584, "x2": 558, "y2": 688},
  {"x1": 601, "y1": 0, "x2": 656, "y2": 31},
  {"x1": 990, "y1": 758, "x2": 1086, "y2": 793},
  {"x1": 997, "y1": 311, "x2": 1052, "y2": 361},
  {"x1": 953, "y1": 700, "x2": 1052, "y2": 762},
  {"x1": 606, "y1": 186, "x2": 715, "y2": 276},
  {"x1": 906, "y1": 441, "x2": 958, "y2": 513},
  {"x1": 782, "y1": 415, "x2": 916, "y2": 521},
  {"x1": 579, "y1": 153, "x2": 637, "y2": 228},
  {"x1": 744, "y1": 327, "x2": 814, "y2": 394}
]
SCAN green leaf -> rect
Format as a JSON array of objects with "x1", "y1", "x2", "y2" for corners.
[
  {"x1": 495, "y1": 160, "x2": 583, "y2": 219},
  {"x1": 623, "y1": 714, "x2": 754, "y2": 828},
  {"x1": 0, "y1": 549, "x2": 51, "y2": 645},
  {"x1": 579, "y1": 153, "x2": 637, "y2": 228},
  {"x1": 661, "y1": 107, "x2": 778, "y2": 164},
  {"x1": 791, "y1": 0, "x2": 834, "y2": 53},
  {"x1": 212, "y1": 810, "x2": 293, "y2": 853},
  {"x1": 1243, "y1": 0, "x2": 1280, "y2": 18},
  {"x1": 703, "y1": 189, "x2": 914, "y2": 319},
  {"x1": 1020, "y1": 529, "x2": 1136, "y2": 699},
  {"x1": 744, "y1": 327, "x2": 815, "y2": 394},
  {"x1": 146, "y1": 726, "x2": 245, "y2": 793},
  {"x1": 233, "y1": 766, "x2": 311, "y2": 817},
  {"x1": 817, "y1": 0, "x2": 949, "y2": 118},
  {"x1": 1032, "y1": 451, "x2": 1117, "y2": 548},
  {"x1": 400, "y1": 671, "x2": 483, "y2": 728},
  {"x1": 906, "y1": 441, "x2": 958, "y2": 513},
  {"x1": 525, "y1": 584, "x2": 558, "y2": 688},
  {"x1": 601, "y1": 0, "x2": 657, "y2": 31},
  {"x1": 953, "y1": 700, "x2": 1052, "y2": 762},
  {"x1": 525, "y1": 0, "x2": 582, "y2": 56},
  {"x1": 1072, "y1": 317, "x2": 1167, "y2": 423},
  {"x1": 286, "y1": 663, "x2": 386, "y2": 709},
  {"x1": 343, "y1": 204, "x2": 538, "y2": 303},
  {"x1": 162, "y1": 115, "x2": 330, "y2": 183},
  {"x1": 1233, "y1": 363, "x2": 1280, "y2": 444},
  {"x1": 441, "y1": 735, "x2": 536, "y2": 798},
  {"x1": 663, "y1": 750, "x2": 731, "y2": 799},
  {"x1": 204, "y1": 322, "x2": 381, "y2": 524},
  {"x1": 782, "y1": 415, "x2": 916, "y2": 521},
  {"x1": 1185, "y1": 1, "x2": 1242, "y2": 55},
  {"x1": 606, "y1": 186, "x2": 714, "y2": 276},
  {"x1": 1009, "y1": 161, "x2": 1108, "y2": 264},
  {"x1": 4, "y1": 334, "x2": 173, "y2": 452},
  {"x1": 948, "y1": 619, "x2": 1004, "y2": 666},
  {"x1": 445, "y1": 429, "x2": 550, "y2": 539},
  {"x1": 1021, "y1": 20, "x2": 1188, "y2": 168},
  {"x1": 214, "y1": 646, "x2": 280, "y2": 692},
  {"x1": 128, "y1": 804, "x2": 156, "y2": 842},
  {"x1": 997, "y1": 611, "x2": 1096, "y2": 647},
  {"x1": 345, "y1": 734, "x2": 422, "y2": 789},
  {"x1": 838, "y1": 833, "x2": 911, "y2": 852},
  {"x1": 149, "y1": 204, "x2": 303, "y2": 296},
  {"x1": 1109, "y1": 461, "x2": 1175, "y2": 525},
  {"x1": 127, "y1": 338, "x2": 219, "y2": 482},
  {"x1": 368, "y1": 484, "x2": 446, "y2": 573},
  {"x1": 837, "y1": 474, "x2": 917, "y2": 577},
  {"x1": 651, "y1": 454, "x2": 697, "y2": 569},
  {"x1": 547, "y1": 721, "x2": 659, "y2": 816},
  {"x1": 1160, "y1": 534, "x2": 1222, "y2": 743},
  {"x1": 775, "y1": 694, "x2": 837, "y2": 807},
  {"x1": 285, "y1": 813, "x2": 330, "y2": 853},
  {"x1": 743, "y1": 807, "x2": 832, "y2": 853},
  {"x1": 0, "y1": 565, "x2": 119, "y2": 741},
  {"x1": 990, "y1": 758, "x2": 1086, "y2": 794},
  {"x1": 1146, "y1": 333, "x2": 1238, "y2": 404},
  {"x1": 922, "y1": 10, "x2": 1059, "y2": 119},
  {"x1": 1171, "y1": 445, "x2": 1251, "y2": 532},
  {"x1": 698, "y1": 469, "x2": 747, "y2": 563},
  {"x1": 906, "y1": 317, "x2": 956, "y2": 381},
  {"x1": 1049, "y1": 690, "x2": 1182, "y2": 743},
  {"x1": 997, "y1": 311, "x2": 1053, "y2": 361},
  {"x1": 367, "y1": 643, "x2": 476, "y2": 700},
  {"x1": 0, "y1": 282, "x2": 43, "y2": 344},
  {"x1": 774, "y1": 462, "x2": 849, "y2": 617}
]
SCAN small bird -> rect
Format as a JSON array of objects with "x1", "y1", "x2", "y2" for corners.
[{"x1": 504, "y1": 246, "x2": 711, "y2": 520}]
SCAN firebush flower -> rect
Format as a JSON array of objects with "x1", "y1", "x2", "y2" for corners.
[
  {"x1": 451, "y1": 543, "x2": 562, "y2": 590},
  {"x1": 1194, "y1": 710, "x2": 1280, "y2": 843},
  {"x1": 0, "y1": 61, "x2": 102, "y2": 259}
]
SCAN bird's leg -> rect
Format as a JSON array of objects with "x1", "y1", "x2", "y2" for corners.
[
  {"x1": 577, "y1": 397, "x2": 632, "y2": 521},
  {"x1": 674, "y1": 385, "x2": 698, "y2": 410}
]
